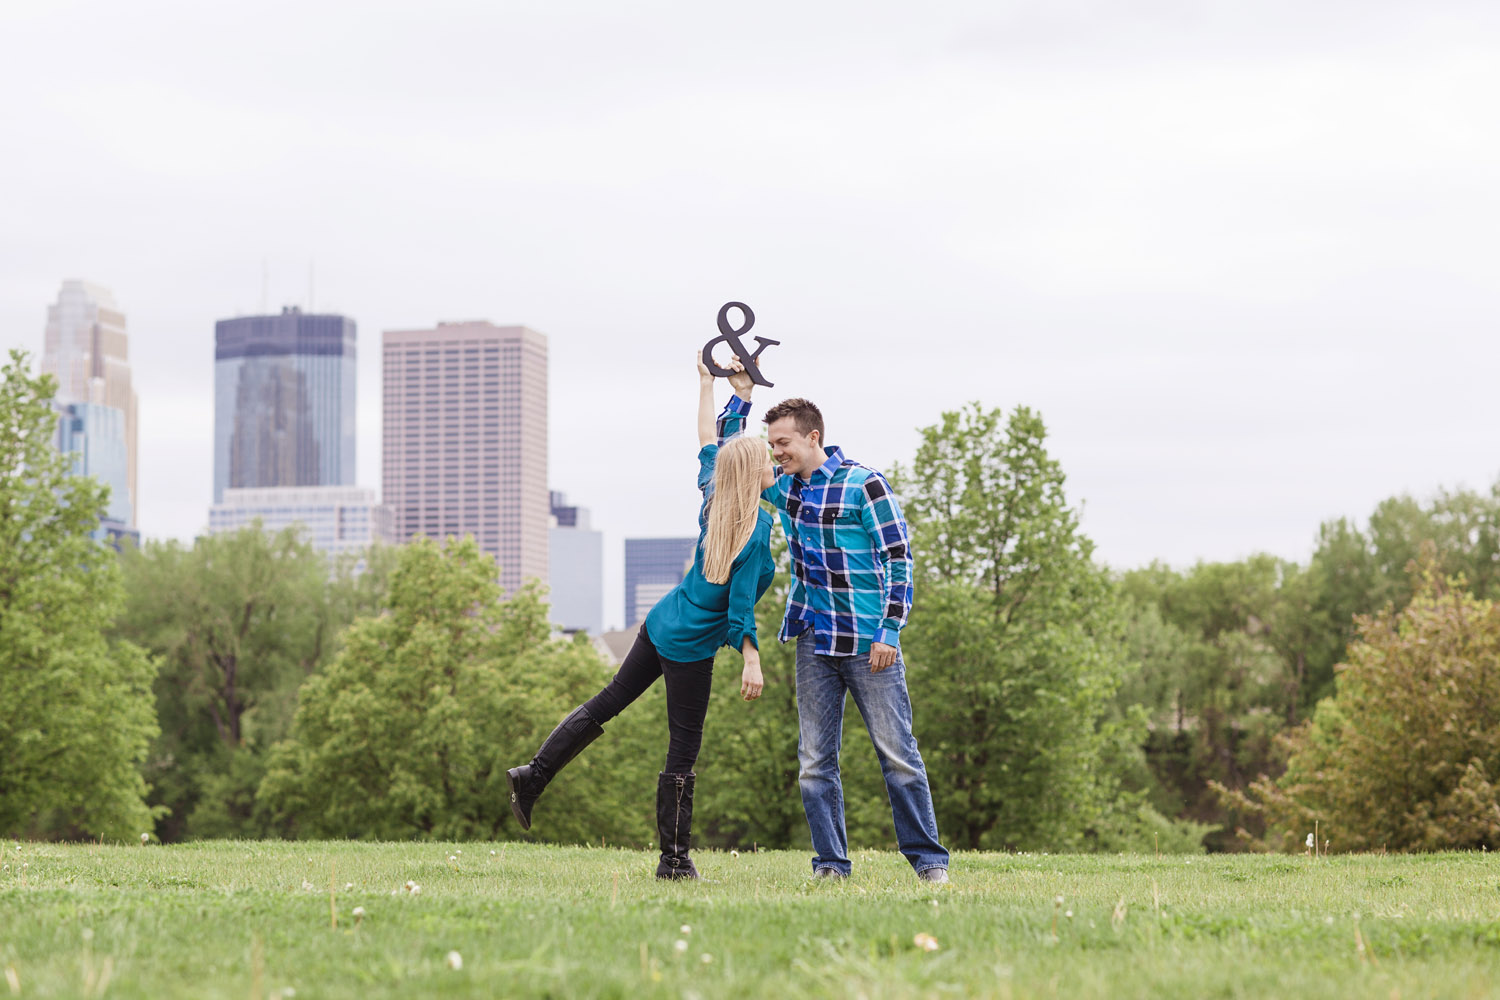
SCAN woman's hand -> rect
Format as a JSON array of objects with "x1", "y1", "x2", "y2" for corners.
[
  {"x1": 697, "y1": 351, "x2": 714, "y2": 384},
  {"x1": 740, "y1": 659, "x2": 764, "y2": 701}
]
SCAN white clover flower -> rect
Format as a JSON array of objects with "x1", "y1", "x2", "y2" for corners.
[
  {"x1": 352, "y1": 906, "x2": 366, "y2": 919},
  {"x1": 913, "y1": 933, "x2": 940, "y2": 952},
  {"x1": 445, "y1": 951, "x2": 463, "y2": 970},
  {"x1": 680, "y1": 925, "x2": 692, "y2": 935},
  {"x1": 404, "y1": 880, "x2": 417, "y2": 892},
  {"x1": 1065, "y1": 910, "x2": 1073, "y2": 919},
  {"x1": 344, "y1": 883, "x2": 353, "y2": 891},
  {"x1": 490, "y1": 850, "x2": 497, "y2": 856},
  {"x1": 1055, "y1": 895, "x2": 1065, "y2": 905},
  {"x1": 301, "y1": 880, "x2": 314, "y2": 892},
  {"x1": 410, "y1": 884, "x2": 422, "y2": 895},
  {"x1": 673, "y1": 939, "x2": 688, "y2": 954},
  {"x1": 700, "y1": 953, "x2": 713, "y2": 964},
  {"x1": 281, "y1": 989, "x2": 296, "y2": 999},
  {"x1": 449, "y1": 855, "x2": 457, "y2": 863},
  {"x1": 456, "y1": 850, "x2": 462, "y2": 855}
]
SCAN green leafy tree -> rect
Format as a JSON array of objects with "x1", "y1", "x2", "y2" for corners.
[
  {"x1": 258, "y1": 536, "x2": 645, "y2": 842},
  {"x1": 116, "y1": 526, "x2": 337, "y2": 840},
  {"x1": 1224, "y1": 562, "x2": 1500, "y2": 852},
  {"x1": 0, "y1": 350, "x2": 160, "y2": 840},
  {"x1": 891, "y1": 404, "x2": 1142, "y2": 850}
]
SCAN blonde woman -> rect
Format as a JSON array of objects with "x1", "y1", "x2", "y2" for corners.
[{"x1": 506, "y1": 355, "x2": 775, "y2": 879}]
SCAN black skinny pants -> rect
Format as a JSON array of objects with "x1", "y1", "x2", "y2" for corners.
[{"x1": 581, "y1": 626, "x2": 714, "y2": 774}]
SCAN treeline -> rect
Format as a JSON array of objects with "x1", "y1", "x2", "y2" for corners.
[{"x1": 7, "y1": 346, "x2": 1500, "y2": 852}]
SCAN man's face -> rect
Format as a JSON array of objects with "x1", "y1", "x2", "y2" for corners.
[{"x1": 767, "y1": 417, "x2": 823, "y2": 479}]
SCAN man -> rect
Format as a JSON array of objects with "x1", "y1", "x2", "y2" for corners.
[{"x1": 719, "y1": 375, "x2": 949, "y2": 883}]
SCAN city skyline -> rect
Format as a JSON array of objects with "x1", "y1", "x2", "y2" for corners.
[{"x1": 9, "y1": 1, "x2": 1500, "y2": 634}]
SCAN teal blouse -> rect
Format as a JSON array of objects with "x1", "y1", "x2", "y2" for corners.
[{"x1": 644, "y1": 443, "x2": 776, "y2": 663}]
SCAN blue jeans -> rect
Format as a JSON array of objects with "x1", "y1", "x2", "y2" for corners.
[{"x1": 795, "y1": 635, "x2": 949, "y2": 875}]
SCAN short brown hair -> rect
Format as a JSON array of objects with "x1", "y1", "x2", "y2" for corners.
[{"x1": 763, "y1": 398, "x2": 824, "y2": 441}]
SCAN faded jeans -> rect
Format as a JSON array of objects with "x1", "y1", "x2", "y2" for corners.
[{"x1": 795, "y1": 634, "x2": 949, "y2": 875}]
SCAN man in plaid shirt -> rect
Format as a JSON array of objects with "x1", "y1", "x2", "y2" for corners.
[{"x1": 719, "y1": 384, "x2": 949, "y2": 883}]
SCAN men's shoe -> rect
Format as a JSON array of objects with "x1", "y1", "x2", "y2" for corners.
[
  {"x1": 812, "y1": 866, "x2": 847, "y2": 880},
  {"x1": 917, "y1": 867, "x2": 950, "y2": 884}
]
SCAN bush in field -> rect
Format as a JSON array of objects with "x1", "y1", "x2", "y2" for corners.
[
  {"x1": 258, "y1": 536, "x2": 654, "y2": 842},
  {"x1": 1224, "y1": 565, "x2": 1500, "y2": 852}
]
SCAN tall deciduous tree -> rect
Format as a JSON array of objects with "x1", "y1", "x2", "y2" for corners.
[
  {"x1": 891, "y1": 404, "x2": 1141, "y2": 850},
  {"x1": 0, "y1": 350, "x2": 160, "y2": 840}
]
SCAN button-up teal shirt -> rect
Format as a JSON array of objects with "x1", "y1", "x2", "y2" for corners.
[{"x1": 643, "y1": 443, "x2": 776, "y2": 663}]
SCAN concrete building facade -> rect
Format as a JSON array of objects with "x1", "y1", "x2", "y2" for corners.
[
  {"x1": 209, "y1": 485, "x2": 392, "y2": 566},
  {"x1": 382, "y1": 321, "x2": 548, "y2": 594}
]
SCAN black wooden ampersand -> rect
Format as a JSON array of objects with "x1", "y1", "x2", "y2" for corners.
[{"x1": 701, "y1": 301, "x2": 780, "y2": 387}]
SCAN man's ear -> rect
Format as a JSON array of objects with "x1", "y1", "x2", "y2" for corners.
[{"x1": 808, "y1": 429, "x2": 821, "y2": 450}]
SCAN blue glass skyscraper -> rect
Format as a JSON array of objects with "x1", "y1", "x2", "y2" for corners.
[
  {"x1": 214, "y1": 307, "x2": 356, "y2": 503},
  {"x1": 624, "y1": 537, "x2": 698, "y2": 627}
]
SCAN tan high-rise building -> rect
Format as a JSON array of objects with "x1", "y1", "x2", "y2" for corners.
[
  {"x1": 382, "y1": 321, "x2": 548, "y2": 594},
  {"x1": 43, "y1": 280, "x2": 139, "y2": 527}
]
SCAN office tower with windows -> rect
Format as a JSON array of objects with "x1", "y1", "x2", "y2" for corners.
[
  {"x1": 382, "y1": 321, "x2": 548, "y2": 594},
  {"x1": 548, "y1": 491, "x2": 603, "y2": 635},
  {"x1": 213, "y1": 306, "x2": 357, "y2": 504},
  {"x1": 624, "y1": 537, "x2": 697, "y2": 627},
  {"x1": 43, "y1": 280, "x2": 139, "y2": 526}
]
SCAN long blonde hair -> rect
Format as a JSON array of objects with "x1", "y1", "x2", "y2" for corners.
[{"x1": 702, "y1": 435, "x2": 766, "y2": 585}]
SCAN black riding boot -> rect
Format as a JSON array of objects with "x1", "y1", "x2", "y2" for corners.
[
  {"x1": 506, "y1": 706, "x2": 604, "y2": 831},
  {"x1": 655, "y1": 771, "x2": 700, "y2": 879}
]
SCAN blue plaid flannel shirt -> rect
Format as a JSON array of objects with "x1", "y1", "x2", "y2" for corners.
[{"x1": 718, "y1": 395, "x2": 914, "y2": 656}]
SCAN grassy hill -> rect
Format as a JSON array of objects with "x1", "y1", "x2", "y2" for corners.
[{"x1": 3, "y1": 842, "x2": 1499, "y2": 998}]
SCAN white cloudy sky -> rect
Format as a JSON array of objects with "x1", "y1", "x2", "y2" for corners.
[{"x1": 4, "y1": 0, "x2": 1498, "y2": 628}]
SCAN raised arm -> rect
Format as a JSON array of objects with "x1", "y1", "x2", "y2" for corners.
[{"x1": 697, "y1": 354, "x2": 717, "y2": 448}]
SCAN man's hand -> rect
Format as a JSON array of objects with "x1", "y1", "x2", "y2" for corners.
[
  {"x1": 741, "y1": 660, "x2": 764, "y2": 701},
  {"x1": 726, "y1": 355, "x2": 756, "y2": 399},
  {"x1": 869, "y1": 642, "x2": 898, "y2": 672}
]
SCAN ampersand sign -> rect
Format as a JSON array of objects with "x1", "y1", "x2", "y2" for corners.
[{"x1": 701, "y1": 301, "x2": 780, "y2": 387}]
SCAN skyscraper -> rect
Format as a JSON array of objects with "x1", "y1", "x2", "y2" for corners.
[
  {"x1": 43, "y1": 280, "x2": 139, "y2": 526},
  {"x1": 549, "y1": 491, "x2": 603, "y2": 634},
  {"x1": 624, "y1": 537, "x2": 697, "y2": 627},
  {"x1": 382, "y1": 321, "x2": 548, "y2": 594},
  {"x1": 213, "y1": 306, "x2": 357, "y2": 503}
]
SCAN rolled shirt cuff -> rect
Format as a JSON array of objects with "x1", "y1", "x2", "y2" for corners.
[{"x1": 872, "y1": 625, "x2": 902, "y2": 650}]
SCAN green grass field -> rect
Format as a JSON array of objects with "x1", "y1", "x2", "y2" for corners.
[{"x1": 3, "y1": 842, "x2": 1500, "y2": 999}]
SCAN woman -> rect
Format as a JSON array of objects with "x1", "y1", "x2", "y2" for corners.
[{"x1": 506, "y1": 356, "x2": 776, "y2": 879}]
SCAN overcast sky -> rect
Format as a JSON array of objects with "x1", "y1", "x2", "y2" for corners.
[{"x1": 4, "y1": 0, "x2": 1498, "y2": 628}]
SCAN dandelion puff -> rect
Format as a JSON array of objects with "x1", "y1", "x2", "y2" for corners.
[
  {"x1": 673, "y1": 939, "x2": 688, "y2": 954},
  {"x1": 456, "y1": 850, "x2": 462, "y2": 855},
  {"x1": 680, "y1": 925, "x2": 692, "y2": 935},
  {"x1": 344, "y1": 882, "x2": 354, "y2": 891},
  {"x1": 1055, "y1": 895, "x2": 1065, "y2": 905},
  {"x1": 352, "y1": 906, "x2": 366, "y2": 922},
  {"x1": 140, "y1": 833, "x2": 149, "y2": 845},
  {"x1": 445, "y1": 951, "x2": 463, "y2": 970},
  {"x1": 301, "y1": 880, "x2": 314, "y2": 892},
  {"x1": 1306, "y1": 833, "x2": 1315, "y2": 849},
  {"x1": 1065, "y1": 910, "x2": 1073, "y2": 919},
  {"x1": 913, "y1": 933, "x2": 940, "y2": 952},
  {"x1": 730, "y1": 849, "x2": 739, "y2": 859},
  {"x1": 281, "y1": 989, "x2": 296, "y2": 999},
  {"x1": 449, "y1": 855, "x2": 457, "y2": 863},
  {"x1": 489, "y1": 850, "x2": 497, "y2": 856},
  {"x1": 700, "y1": 953, "x2": 713, "y2": 964}
]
